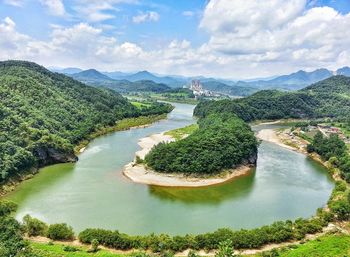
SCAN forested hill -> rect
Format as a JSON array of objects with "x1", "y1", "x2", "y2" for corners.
[
  {"x1": 194, "y1": 75, "x2": 350, "y2": 121},
  {"x1": 0, "y1": 60, "x2": 170, "y2": 183},
  {"x1": 302, "y1": 75, "x2": 350, "y2": 95},
  {"x1": 145, "y1": 113, "x2": 258, "y2": 174}
]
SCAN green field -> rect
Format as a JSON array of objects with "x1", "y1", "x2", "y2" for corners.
[
  {"x1": 130, "y1": 101, "x2": 152, "y2": 109},
  {"x1": 164, "y1": 124, "x2": 199, "y2": 140}
]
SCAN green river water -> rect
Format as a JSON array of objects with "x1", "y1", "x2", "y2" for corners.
[{"x1": 5, "y1": 103, "x2": 334, "y2": 235}]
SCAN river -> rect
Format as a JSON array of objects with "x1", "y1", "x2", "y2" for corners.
[{"x1": 5, "y1": 103, "x2": 334, "y2": 235}]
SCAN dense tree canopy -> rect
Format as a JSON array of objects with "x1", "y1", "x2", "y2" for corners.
[
  {"x1": 307, "y1": 132, "x2": 350, "y2": 182},
  {"x1": 0, "y1": 201, "x2": 38, "y2": 256},
  {"x1": 0, "y1": 61, "x2": 172, "y2": 183},
  {"x1": 145, "y1": 113, "x2": 258, "y2": 174},
  {"x1": 194, "y1": 76, "x2": 350, "y2": 121}
]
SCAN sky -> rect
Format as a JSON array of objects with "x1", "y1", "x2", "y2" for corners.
[{"x1": 0, "y1": 0, "x2": 350, "y2": 79}]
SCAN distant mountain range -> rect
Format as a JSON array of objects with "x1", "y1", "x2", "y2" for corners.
[
  {"x1": 69, "y1": 69, "x2": 171, "y2": 93},
  {"x1": 52, "y1": 66, "x2": 350, "y2": 96}
]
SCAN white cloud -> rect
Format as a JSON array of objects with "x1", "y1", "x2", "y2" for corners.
[
  {"x1": 197, "y1": 0, "x2": 350, "y2": 76},
  {"x1": 73, "y1": 0, "x2": 138, "y2": 22},
  {"x1": 40, "y1": 0, "x2": 66, "y2": 16},
  {"x1": 3, "y1": 0, "x2": 24, "y2": 7},
  {"x1": 132, "y1": 11, "x2": 159, "y2": 24},
  {"x1": 1, "y1": 0, "x2": 350, "y2": 79},
  {"x1": 182, "y1": 11, "x2": 194, "y2": 17}
]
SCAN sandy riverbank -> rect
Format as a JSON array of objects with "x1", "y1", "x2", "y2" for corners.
[
  {"x1": 122, "y1": 132, "x2": 253, "y2": 187},
  {"x1": 256, "y1": 129, "x2": 295, "y2": 151}
]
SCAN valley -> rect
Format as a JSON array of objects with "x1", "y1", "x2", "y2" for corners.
[
  {"x1": 1, "y1": 61, "x2": 350, "y2": 257},
  {"x1": 2, "y1": 1, "x2": 350, "y2": 256}
]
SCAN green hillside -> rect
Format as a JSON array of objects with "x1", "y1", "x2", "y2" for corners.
[
  {"x1": 194, "y1": 75, "x2": 350, "y2": 121},
  {"x1": 0, "y1": 61, "x2": 171, "y2": 183}
]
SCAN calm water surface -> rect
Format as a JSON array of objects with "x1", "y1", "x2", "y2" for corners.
[{"x1": 6, "y1": 103, "x2": 334, "y2": 235}]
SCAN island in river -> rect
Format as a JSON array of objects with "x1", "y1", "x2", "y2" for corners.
[{"x1": 123, "y1": 131, "x2": 254, "y2": 187}]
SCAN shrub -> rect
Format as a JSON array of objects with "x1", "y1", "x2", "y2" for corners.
[
  {"x1": 47, "y1": 223, "x2": 74, "y2": 241},
  {"x1": 334, "y1": 181, "x2": 347, "y2": 192},
  {"x1": 0, "y1": 201, "x2": 17, "y2": 216},
  {"x1": 23, "y1": 214, "x2": 48, "y2": 237},
  {"x1": 330, "y1": 200, "x2": 350, "y2": 221},
  {"x1": 215, "y1": 239, "x2": 235, "y2": 257},
  {"x1": 135, "y1": 156, "x2": 144, "y2": 164},
  {"x1": 63, "y1": 245, "x2": 79, "y2": 252}
]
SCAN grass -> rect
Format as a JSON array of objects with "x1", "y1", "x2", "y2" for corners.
[
  {"x1": 248, "y1": 234, "x2": 350, "y2": 257},
  {"x1": 278, "y1": 234, "x2": 350, "y2": 257},
  {"x1": 164, "y1": 124, "x2": 199, "y2": 140},
  {"x1": 30, "y1": 242, "x2": 125, "y2": 257},
  {"x1": 130, "y1": 101, "x2": 151, "y2": 109}
]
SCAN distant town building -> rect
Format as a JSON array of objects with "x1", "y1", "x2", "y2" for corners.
[
  {"x1": 190, "y1": 79, "x2": 216, "y2": 97},
  {"x1": 190, "y1": 80, "x2": 203, "y2": 92}
]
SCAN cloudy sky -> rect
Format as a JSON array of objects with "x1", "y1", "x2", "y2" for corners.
[{"x1": 0, "y1": 0, "x2": 350, "y2": 79}]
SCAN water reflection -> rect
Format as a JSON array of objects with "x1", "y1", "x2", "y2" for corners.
[
  {"x1": 148, "y1": 170, "x2": 256, "y2": 205},
  {"x1": 6, "y1": 163, "x2": 75, "y2": 206}
]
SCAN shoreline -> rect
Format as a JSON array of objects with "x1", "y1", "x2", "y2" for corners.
[
  {"x1": 257, "y1": 127, "x2": 342, "y2": 181},
  {"x1": 75, "y1": 114, "x2": 168, "y2": 154},
  {"x1": 122, "y1": 132, "x2": 254, "y2": 187},
  {"x1": 256, "y1": 128, "x2": 295, "y2": 150},
  {"x1": 0, "y1": 114, "x2": 169, "y2": 198}
]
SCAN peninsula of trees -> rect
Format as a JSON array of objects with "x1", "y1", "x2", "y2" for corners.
[
  {"x1": 144, "y1": 113, "x2": 258, "y2": 175},
  {"x1": 0, "y1": 61, "x2": 172, "y2": 184}
]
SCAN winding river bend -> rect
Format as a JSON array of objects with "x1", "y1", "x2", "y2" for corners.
[{"x1": 5, "y1": 103, "x2": 334, "y2": 235}]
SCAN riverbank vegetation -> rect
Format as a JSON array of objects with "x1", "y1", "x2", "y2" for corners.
[
  {"x1": 307, "y1": 132, "x2": 350, "y2": 183},
  {"x1": 144, "y1": 113, "x2": 258, "y2": 174},
  {"x1": 0, "y1": 201, "x2": 38, "y2": 256},
  {"x1": 3, "y1": 172, "x2": 349, "y2": 256},
  {"x1": 0, "y1": 60, "x2": 173, "y2": 186},
  {"x1": 26, "y1": 233, "x2": 350, "y2": 257},
  {"x1": 1, "y1": 189, "x2": 347, "y2": 255}
]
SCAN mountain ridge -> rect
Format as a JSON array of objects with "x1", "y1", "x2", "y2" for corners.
[{"x1": 57, "y1": 66, "x2": 350, "y2": 96}]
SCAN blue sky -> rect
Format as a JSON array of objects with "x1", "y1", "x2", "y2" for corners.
[
  {"x1": 0, "y1": 0, "x2": 350, "y2": 78},
  {"x1": 0, "y1": 0, "x2": 208, "y2": 48}
]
